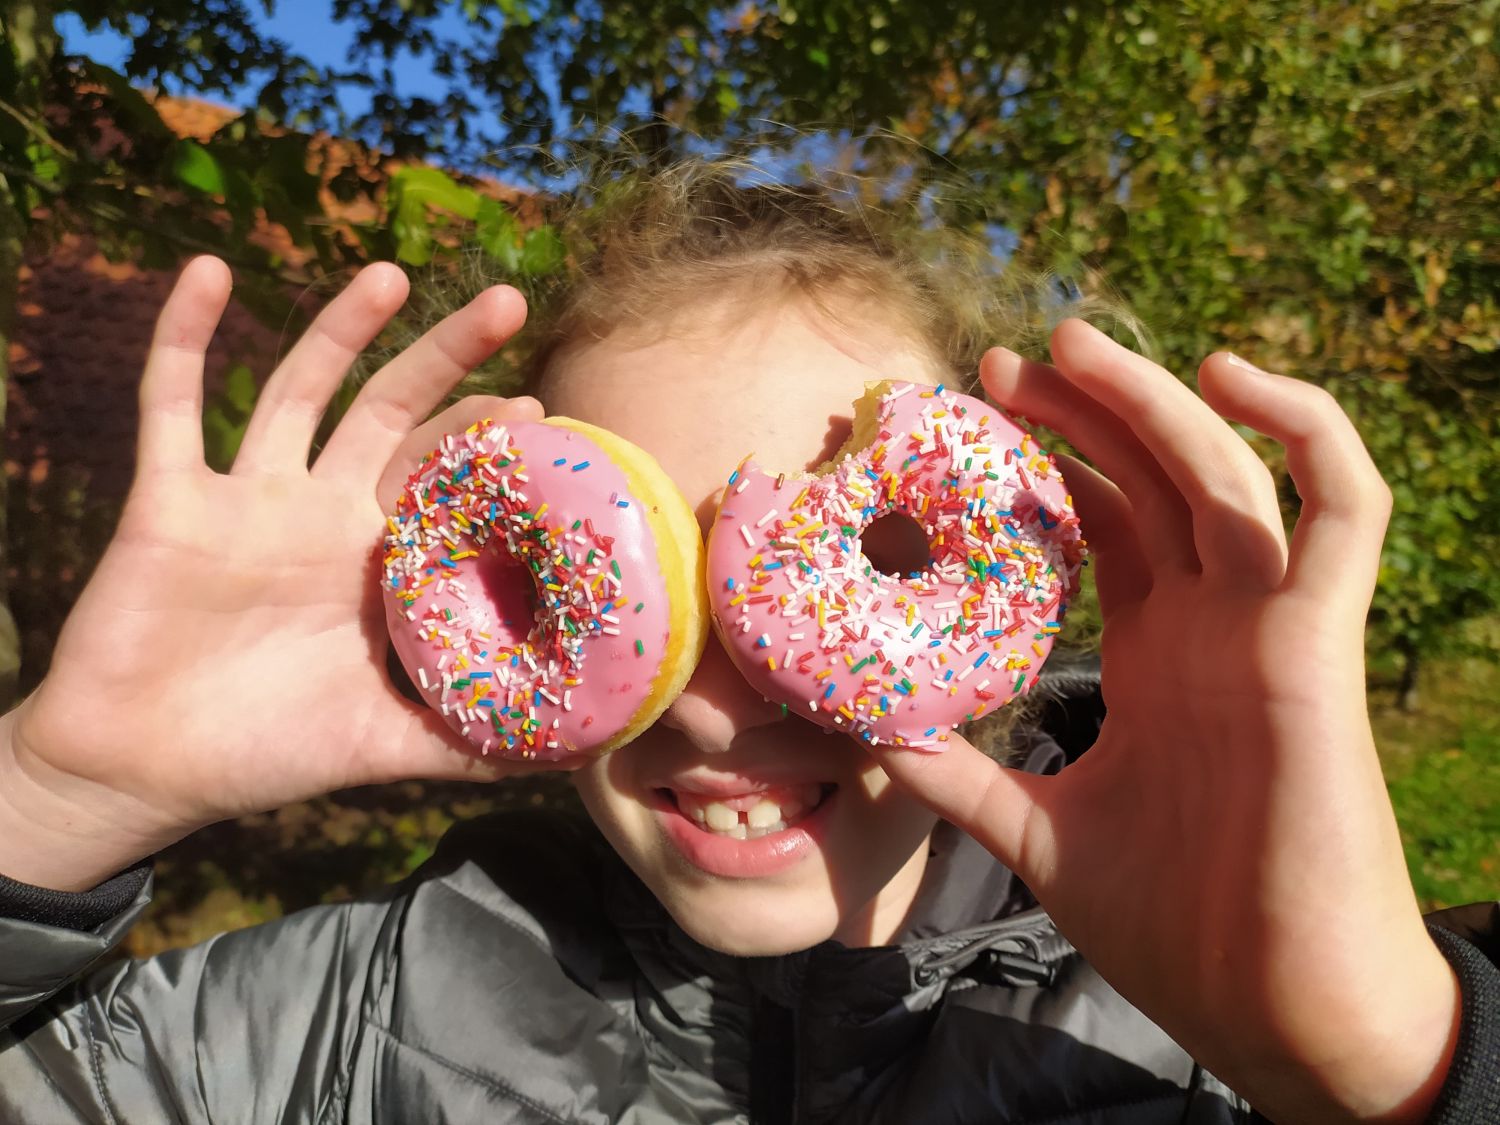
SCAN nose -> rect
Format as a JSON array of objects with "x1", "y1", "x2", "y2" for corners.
[{"x1": 657, "y1": 631, "x2": 784, "y2": 753}]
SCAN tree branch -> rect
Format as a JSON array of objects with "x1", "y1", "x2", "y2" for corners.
[{"x1": 0, "y1": 96, "x2": 78, "y2": 162}]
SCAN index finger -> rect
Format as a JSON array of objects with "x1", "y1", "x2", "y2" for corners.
[
  {"x1": 137, "y1": 256, "x2": 232, "y2": 473},
  {"x1": 311, "y1": 285, "x2": 529, "y2": 483}
]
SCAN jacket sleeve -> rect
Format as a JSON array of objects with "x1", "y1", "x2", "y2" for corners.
[
  {"x1": 0, "y1": 870, "x2": 397, "y2": 1123},
  {"x1": 1424, "y1": 903, "x2": 1500, "y2": 1125}
]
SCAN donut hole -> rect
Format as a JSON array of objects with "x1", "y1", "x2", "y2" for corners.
[
  {"x1": 476, "y1": 547, "x2": 543, "y2": 649},
  {"x1": 386, "y1": 641, "x2": 424, "y2": 704},
  {"x1": 859, "y1": 511, "x2": 931, "y2": 579}
]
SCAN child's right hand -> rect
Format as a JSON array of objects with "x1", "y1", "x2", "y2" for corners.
[
  {"x1": 868, "y1": 322, "x2": 1458, "y2": 1123},
  {"x1": 0, "y1": 257, "x2": 573, "y2": 892}
]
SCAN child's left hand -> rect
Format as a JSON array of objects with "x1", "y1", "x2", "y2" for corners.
[{"x1": 867, "y1": 320, "x2": 1461, "y2": 1124}]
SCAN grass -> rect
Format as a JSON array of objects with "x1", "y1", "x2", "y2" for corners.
[{"x1": 1372, "y1": 655, "x2": 1500, "y2": 912}]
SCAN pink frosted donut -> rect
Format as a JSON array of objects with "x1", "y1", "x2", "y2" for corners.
[
  {"x1": 706, "y1": 381, "x2": 1085, "y2": 749},
  {"x1": 382, "y1": 416, "x2": 706, "y2": 761}
]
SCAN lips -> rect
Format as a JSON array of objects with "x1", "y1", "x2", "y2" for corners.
[{"x1": 649, "y1": 779, "x2": 838, "y2": 878}]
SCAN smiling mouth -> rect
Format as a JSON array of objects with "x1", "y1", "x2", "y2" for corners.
[{"x1": 657, "y1": 783, "x2": 836, "y2": 839}]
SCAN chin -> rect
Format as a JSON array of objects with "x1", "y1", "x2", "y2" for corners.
[{"x1": 652, "y1": 871, "x2": 846, "y2": 956}]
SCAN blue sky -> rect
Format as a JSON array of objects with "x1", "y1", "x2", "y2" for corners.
[
  {"x1": 53, "y1": 3, "x2": 1014, "y2": 254},
  {"x1": 56, "y1": 3, "x2": 512, "y2": 124}
]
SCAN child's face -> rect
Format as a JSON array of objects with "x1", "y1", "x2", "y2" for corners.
[{"x1": 542, "y1": 291, "x2": 947, "y2": 955}]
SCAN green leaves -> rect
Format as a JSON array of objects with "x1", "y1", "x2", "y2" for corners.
[
  {"x1": 475, "y1": 198, "x2": 521, "y2": 270},
  {"x1": 517, "y1": 224, "x2": 564, "y2": 275},
  {"x1": 202, "y1": 365, "x2": 259, "y2": 472},
  {"x1": 387, "y1": 166, "x2": 482, "y2": 265},
  {"x1": 171, "y1": 141, "x2": 226, "y2": 195},
  {"x1": 387, "y1": 167, "x2": 564, "y2": 277},
  {"x1": 495, "y1": 0, "x2": 533, "y2": 26},
  {"x1": 389, "y1": 167, "x2": 482, "y2": 221}
]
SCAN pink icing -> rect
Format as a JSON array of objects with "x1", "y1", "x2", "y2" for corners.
[
  {"x1": 706, "y1": 382, "x2": 1085, "y2": 748},
  {"x1": 382, "y1": 419, "x2": 672, "y2": 760}
]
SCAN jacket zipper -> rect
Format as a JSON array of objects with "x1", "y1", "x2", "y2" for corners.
[
  {"x1": 911, "y1": 926, "x2": 1059, "y2": 987},
  {"x1": 748, "y1": 995, "x2": 798, "y2": 1124}
]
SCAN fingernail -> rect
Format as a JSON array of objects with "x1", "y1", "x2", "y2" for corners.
[
  {"x1": 1224, "y1": 353, "x2": 1269, "y2": 376},
  {"x1": 985, "y1": 346, "x2": 1023, "y2": 374}
]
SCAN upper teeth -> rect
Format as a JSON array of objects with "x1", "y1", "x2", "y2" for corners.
[
  {"x1": 674, "y1": 784, "x2": 823, "y2": 839},
  {"x1": 747, "y1": 801, "x2": 782, "y2": 829},
  {"x1": 705, "y1": 803, "x2": 739, "y2": 831}
]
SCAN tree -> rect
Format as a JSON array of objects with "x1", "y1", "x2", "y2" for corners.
[
  {"x1": 0, "y1": 1, "x2": 578, "y2": 695},
  {"x1": 0, "y1": 1, "x2": 349, "y2": 703},
  {"x1": 4, "y1": 0, "x2": 1497, "y2": 704},
  {"x1": 924, "y1": 1, "x2": 1500, "y2": 696},
  {"x1": 190, "y1": 0, "x2": 1500, "y2": 687}
]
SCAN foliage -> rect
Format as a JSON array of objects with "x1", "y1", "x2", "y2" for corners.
[
  {"x1": 125, "y1": 775, "x2": 580, "y2": 957},
  {"x1": 202, "y1": 364, "x2": 259, "y2": 471},
  {"x1": 1353, "y1": 380, "x2": 1498, "y2": 693},
  {"x1": 0, "y1": 1, "x2": 354, "y2": 287},
  {"x1": 5, "y1": 0, "x2": 1498, "y2": 680},
  {"x1": 1, "y1": 1, "x2": 571, "y2": 512},
  {"x1": 381, "y1": 164, "x2": 564, "y2": 275},
  {"x1": 1374, "y1": 653, "x2": 1500, "y2": 911},
  {"x1": 939, "y1": 1, "x2": 1500, "y2": 680},
  {"x1": 180, "y1": 0, "x2": 1500, "y2": 673}
]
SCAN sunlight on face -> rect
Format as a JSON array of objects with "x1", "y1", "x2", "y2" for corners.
[{"x1": 542, "y1": 288, "x2": 949, "y2": 955}]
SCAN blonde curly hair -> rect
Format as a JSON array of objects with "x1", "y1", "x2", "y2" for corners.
[{"x1": 435, "y1": 134, "x2": 1148, "y2": 396}]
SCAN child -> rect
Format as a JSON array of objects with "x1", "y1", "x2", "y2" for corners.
[{"x1": 0, "y1": 156, "x2": 1494, "y2": 1124}]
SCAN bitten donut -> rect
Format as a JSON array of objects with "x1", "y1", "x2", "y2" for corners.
[
  {"x1": 382, "y1": 416, "x2": 707, "y2": 761},
  {"x1": 706, "y1": 381, "x2": 1085, "y2": 748}
]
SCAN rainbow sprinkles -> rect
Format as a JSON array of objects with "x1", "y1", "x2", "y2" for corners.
[
  {"x1": 381, "y1": 418, "x2": 672, "y2": 761},
  {"x1": 706, "y1": 381, "x2": 1087, "y2": 749}
]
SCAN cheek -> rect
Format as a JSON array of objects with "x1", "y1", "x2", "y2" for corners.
[
  {"x1": 842, "y1": 760, "x2": 937, "y2": 838},
  {"x1": 570, "y1": 752, "x2": 650, "y2": 851},
  {"x1": 569, "y1": 739, "x2": 685, "y2": 896},
  {"x1": 829, "y1": 763, "x2": 941, "y2": 879}
]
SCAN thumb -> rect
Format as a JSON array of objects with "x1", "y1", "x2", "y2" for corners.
[{"x1": 866, "y1": 729, "x2": 1051, "y2": 879}]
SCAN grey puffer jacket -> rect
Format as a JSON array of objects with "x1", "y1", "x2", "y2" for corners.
[{"x1": 1, "y1": 739, "x2": 1496, "y2": 1123}]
